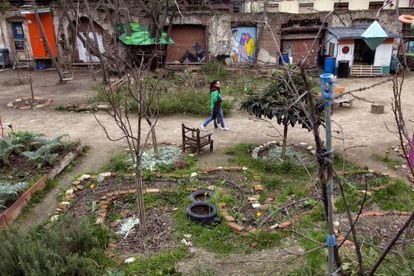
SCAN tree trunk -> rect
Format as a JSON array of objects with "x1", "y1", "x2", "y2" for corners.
[
  {"x1": 31, "y1": 0, "x2": 65, "y2": 83},
  {"x1": 146, "y1": 117, "x2": 158, "y2": 154},
  {"x1": 134, "y1": 158, "x2": 147, "y2": 233},
  {"x1": 281, "y1": 123, "x2": 288, "y2": 160},
  {"x1": 83, "y1": 0, "x2": 108, "y2": 84}
]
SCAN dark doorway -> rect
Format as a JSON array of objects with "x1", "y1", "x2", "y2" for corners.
[{"x1": 354, "y1": 39, "x2": 375, "y2": 65}]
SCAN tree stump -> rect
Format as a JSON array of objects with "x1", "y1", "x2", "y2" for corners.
[{"x1": 371, "y1": 104, "x2": 384, "y2": 114}]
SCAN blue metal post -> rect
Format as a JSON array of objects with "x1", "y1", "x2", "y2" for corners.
[{"x1": 320, "y1": 73, "x2": 335, "y2": 275}]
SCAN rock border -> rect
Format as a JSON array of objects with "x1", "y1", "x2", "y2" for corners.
[{"x1": 7, "y1": 97, "x2": 53, "y2": 110}]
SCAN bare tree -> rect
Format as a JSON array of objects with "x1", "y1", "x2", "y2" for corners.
[{"x1": 74, "y1": 0, "x2": 177, "y2": 231}]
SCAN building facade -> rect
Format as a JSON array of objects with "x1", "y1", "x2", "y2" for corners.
[{"x1": 245, "y1": 0, "x2": 414, "y2": 13}]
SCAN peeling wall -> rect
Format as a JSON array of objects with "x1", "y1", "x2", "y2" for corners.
[{"x1": 208, "y1": 14, "x2": 232, "y2": 57}]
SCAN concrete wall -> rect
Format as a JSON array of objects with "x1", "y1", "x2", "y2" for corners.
[{"x1": 0, "y1": 14, "x2": 10, "y2": 49}]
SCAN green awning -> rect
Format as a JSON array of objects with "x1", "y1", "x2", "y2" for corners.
[{"x1": 118, "y1": 22, "x2": 174, "y2": 46}]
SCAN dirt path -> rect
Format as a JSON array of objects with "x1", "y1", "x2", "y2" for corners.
[{"x1": 1, "y1": 69, "x2": 414, "y2": 228}]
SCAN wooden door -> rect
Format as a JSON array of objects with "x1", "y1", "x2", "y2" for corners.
[{"x1": 25, "y1": 12, "x2": 57, "y2": 58}]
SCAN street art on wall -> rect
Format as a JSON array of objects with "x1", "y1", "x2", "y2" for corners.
[{"x1": 230, "y1": 27, "x2": 256, "y2": 64}]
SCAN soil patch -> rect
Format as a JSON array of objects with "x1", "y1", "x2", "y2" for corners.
[
  {"x1": 111, "y1": 207, "x2": 176, "y2": 254},
  {"x1": 338, "y1": 214, "x2": 414, "y2": 247}
]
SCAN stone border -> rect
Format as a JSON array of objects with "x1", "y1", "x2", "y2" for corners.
[{"x1": 7, "y1": 97, "x2": 53, "y2": 110}]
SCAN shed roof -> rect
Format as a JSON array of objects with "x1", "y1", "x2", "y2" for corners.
[{"x1": 327, "y1": 26, "x2": 398, "y2": 40}]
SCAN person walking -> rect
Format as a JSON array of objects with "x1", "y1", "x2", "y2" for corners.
[{"x1": 200, "y1": 80, "x2": 229, "y2": 131}]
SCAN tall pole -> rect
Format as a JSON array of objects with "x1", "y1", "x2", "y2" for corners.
[{"x1": 320, "y1": 73, "x2": 336, "y2": 275}]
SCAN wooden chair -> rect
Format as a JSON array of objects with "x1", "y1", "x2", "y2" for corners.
[{"x1": 182, "y1": 124, "x2": 213, "y2": 155}]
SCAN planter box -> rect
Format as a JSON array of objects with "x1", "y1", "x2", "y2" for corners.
[
  {"x1": 0, "y1": 144, "x2": 82, "y2": 228},
  {"x1": 0, "y1": 175, "x2": 47, "y2": 228}
]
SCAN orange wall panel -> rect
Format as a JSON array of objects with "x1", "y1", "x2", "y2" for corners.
[{"x1": 26, "y1": 12, "x2": 57, "y2": 59}]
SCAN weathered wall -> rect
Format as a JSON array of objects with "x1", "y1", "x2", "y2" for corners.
[{"x1": 244, "y1": 0, "x2": 412, "y2": 13}]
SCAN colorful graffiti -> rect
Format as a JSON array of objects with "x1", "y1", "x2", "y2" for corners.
[{"x1": 230, "y1": 27, "x2": 256, "y2": 64}]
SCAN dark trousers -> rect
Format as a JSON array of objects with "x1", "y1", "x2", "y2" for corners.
[{"x1": 179, "y1": 51, "x2": 199, "y2": 63}]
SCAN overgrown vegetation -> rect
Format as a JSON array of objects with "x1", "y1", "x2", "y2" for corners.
[
  {"x1": 0, "y1": 181, "x2": 28, "y2": 210},
  {"x1": 0, "y1": 217, "x2": 112, "y2": 275}
]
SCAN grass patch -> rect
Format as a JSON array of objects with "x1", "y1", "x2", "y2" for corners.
[
  {"x1": 20, "y1": 179, "x2": 57, "y2": 217},
  {"x1": 372, "y1": 153, "x2": 404, "y2": 170},
  {"x1": 122, "y1": 247, "x2": 188, "y2": 275},
  {"x1": 157, "y1": 89, "x2": 233, "y2": 116},
  {"x1": 89, "y1": 83, "x2": 233, "y2": 116},
  {"x1": 370, "y1": 179, "x2": 414, "y2": 211}
]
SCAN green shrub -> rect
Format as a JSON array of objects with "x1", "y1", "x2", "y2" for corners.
[
  {"x1": 157, "y1": 89, "x2": 233, "y2": 116},
  {"x1": 200, "y1": 61, "x2": 229, "y2": 81},
  {"x1": 0, "y1": 218, "x2": 111, "y2": 275}
]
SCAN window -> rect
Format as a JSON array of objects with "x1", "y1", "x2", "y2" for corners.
[
  {"x1": 408, "y1": 41, "x2": 414, "y2": 53},
  {"x1": 299, "y1": 3, "x2": 314, "y2": 13},
  {"x1": 11, "y1": 22, "x2": 24, "y2": 51},
  {"x1": 369, "y1": 1, "x2": 384, "y2": 10},
  {"x1": 267, "y1": 1, "x2": 279, "y2": 12},
  {"x1": 334, "y1": 2, "x2": 349, "y2": 10}
]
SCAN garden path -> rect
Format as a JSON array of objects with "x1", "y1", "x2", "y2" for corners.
[{"x1": 1, "y1": 69, "x2": 413, "y2": 229}]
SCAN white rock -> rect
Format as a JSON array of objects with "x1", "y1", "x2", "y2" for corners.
[
  {"x1": 98, "y1": 172, "x2": 111, "y2": 183},
  {"x1": 181, "y1": 239, "x2": 191, "y2": 246},
  {"x1": 242, "y1": 167, "x2": 248, "y2": 171},
  {"x1": 101, "y1": 172, "x2": 112, "y2": 177},
  {"x1": 270, "y1": 223, "x2": 279, "y2": 229},
  {"x1": 307, "y1": 145, "x2": 313, "y2": 150},
  {"x1": 184, "y1": 234, "x2": 192, "y2": 239},
  {"x1": 334, "y1": 221, "x2": 340, "y2": 227},
  {"x1": 7, "y1": 102, "x2": 13, "y2": 108},
  {"x1": 300, "y1": 142, "x2": 308, "y2": 146},
  {"x1": 207, "y1": 185, "x2": 216, "y2": 191},
  {"x1": 78, "y1": 174, "x2": 91, "y2": 181},
  {"x1": 217, "y1": 166, "x2": 223, "y2": 169},
  {"x1": 50, "y1": 215, "x2": 59, "y2": 222},
  {"x1": 65, "y1": 189, "x2": 74, "y2": 195},
  {"x1": 188, "y1": 154, "x2": 195, "y2": 157},
  {"x1": 252, "y1": 203, "x2": 261, "y2": 209},
  {"x1": 124, "y1": 257, "x2": 136, "y2": 264},
  {"x1": 190, "y1": 172, "x2": 198, "y2": 177}
]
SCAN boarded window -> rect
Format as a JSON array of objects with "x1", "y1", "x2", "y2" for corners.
[
  {"x1": 369, "y1": 1, "x2": 384, "y2": 10},
  {"x1": 334, "y1": 2, "x2": 349, "y2": 10},
  {"x1": 299, "y1": 3, "x2": 314, "y2": 13}
]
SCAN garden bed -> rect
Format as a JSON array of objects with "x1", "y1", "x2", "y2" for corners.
[{"x1": 0, "y1": 132, "x2": 80, "y2": 223}]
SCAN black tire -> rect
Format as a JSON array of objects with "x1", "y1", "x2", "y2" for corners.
[
  {"x1": 186, "y1": 202, "x2": 217, "y2": 223},
  {"x1": 189, "y1": 190, "x2": 214, "y2": 202}
]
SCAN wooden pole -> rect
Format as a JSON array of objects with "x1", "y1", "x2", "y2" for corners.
[{"x1": 29, "y1": 73, "x2": 34, "y2": 107}]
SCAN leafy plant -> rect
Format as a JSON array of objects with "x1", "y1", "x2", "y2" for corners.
[
  {"x1": 0, "y1": 140, "x2": 24, "y2": 165},
  {"x1": 241, "y1": 66, "x2": 324, "y2": 159},
  {"x1": 0, "y1": 181, "x2": 28, "y2": 209},
  {"x1": 22, "y1": 134, "x2": 68, "y2": 168}
]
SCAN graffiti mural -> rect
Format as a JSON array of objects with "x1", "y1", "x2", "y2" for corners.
[{"x1": 230, "y1": 27, "x2": 256, "y2": 64}]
